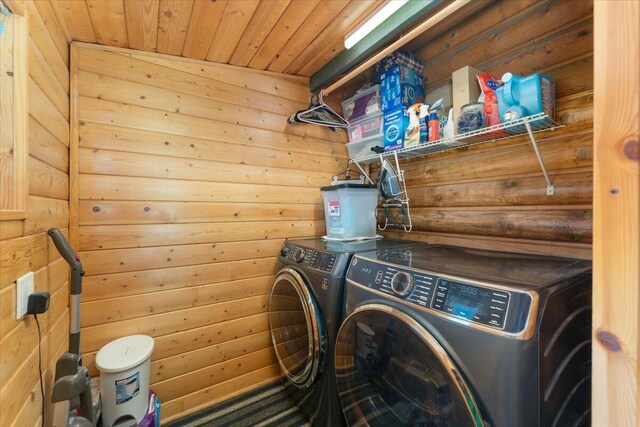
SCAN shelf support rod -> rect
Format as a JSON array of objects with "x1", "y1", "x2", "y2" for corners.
[
  {"x1": 393, "y1": 151, "x2": 404, "y2": 182},
  {"x1": 351, "y1": 160, "x2": 374, "y2": 185},
  {"x1": 525, "y1": 122, "x2": 554, "y2": 195}
]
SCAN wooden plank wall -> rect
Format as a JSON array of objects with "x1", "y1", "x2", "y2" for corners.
[
  {"x1": 379, "y1": 0, "x2": 593, "y2": 259},
  {"x1": 72, "y1": 43, "x2": 347, "y2": 423},
  {"x1": 0, "y1": 2, "x2": 71, "y2": 426},
  {"x1": 592, "y1": 1, "x2": 640, "y2": 425}
]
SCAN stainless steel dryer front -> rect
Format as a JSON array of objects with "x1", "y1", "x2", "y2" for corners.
[{"x1": 336, "y1": 244, "x2": 592, "y2": 427}]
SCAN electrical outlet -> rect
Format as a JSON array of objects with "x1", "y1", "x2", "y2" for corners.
[{"x1": 15, "y1": 272, "x2": 34, "y2": 320}]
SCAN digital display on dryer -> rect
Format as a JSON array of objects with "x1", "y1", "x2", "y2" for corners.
[{"x1": 432, "y1": 279, "x2": 510, "y2": 329}]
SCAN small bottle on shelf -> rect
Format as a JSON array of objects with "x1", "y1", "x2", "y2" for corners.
[{"x1": 428, "y1": 111, "x2": 439, "y2": 142}]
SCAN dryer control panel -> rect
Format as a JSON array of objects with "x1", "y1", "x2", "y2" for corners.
[
  {"x1": 348, "y1": 257, "x2": 531, "y2": 333},
  {"x1": 431, "y1": 279, "x2": 510, "y2": 329}
]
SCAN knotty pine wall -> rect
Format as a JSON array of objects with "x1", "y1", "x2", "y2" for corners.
[
  {"x1": 0, "y1": 2, "x2": 71, "y2": 426},
  {"x1": 71, "y1": 43, "x2": 347, "y2": 422},
  {"x1": 377, "y1": 0, "x2": 593, "y2": 259}
]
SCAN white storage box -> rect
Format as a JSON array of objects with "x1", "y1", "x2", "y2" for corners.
[
  {"x1": 96, "y1": 335, "x2": 154, "y2": 427},
  {"x1": 341, "y1": 85, "x2": 381, "y2": 122},
  {"x1": 321, "y1": 183, "x2": 379, "y2": 239},
  {"x1": 346, "y1": 135, "x2": 383, "y2": 160},
  {"x1": 347, "y1": 111, "x2": 383, "y2": 143}
]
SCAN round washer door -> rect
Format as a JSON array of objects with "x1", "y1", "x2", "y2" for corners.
[
  {"x1": 335, "y1": 304, "x2": 484, "y2": 426},
  {"x1": 270, "y1": 267, "x2": 325, "y2": 389}
]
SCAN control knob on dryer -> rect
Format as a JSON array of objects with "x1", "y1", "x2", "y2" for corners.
[
  {"x1": 390, "y1": 271, "x2": 414, "y2": 297},
  {"x1": 293, "y1": 248, "x2": 306, "y2": 262}
]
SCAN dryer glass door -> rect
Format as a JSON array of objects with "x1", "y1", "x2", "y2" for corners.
[
  {"x1": 270, "y1": 268, "x2": 324, "y2": 389},
  {"x1": 335, "y1": 304, "x2": 484, "y2": 426}
]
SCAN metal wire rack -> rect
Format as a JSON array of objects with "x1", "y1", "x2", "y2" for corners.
[{"x1": 350, "y1": 113, "x2": 563, "y2": 196}]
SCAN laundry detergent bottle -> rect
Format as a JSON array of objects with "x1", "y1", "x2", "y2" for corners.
[{"x1": 496, "y1": 72, "x2": 555, "y2": 123}]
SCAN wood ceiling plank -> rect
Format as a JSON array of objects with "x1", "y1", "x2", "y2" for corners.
[
  {"x1": 157, "y1": 0, "x2": 195, "y2": 55},
  {"x1": 52, "y1": 0, "x2": 96, "y2": 43},
  {"x1": 249, "y1": 0, "x2": 320, "y2": 70},
  {"x1": 293, "y1": 0, "x2": 383, "y2": 76},
  {"x1": 124, "y1": 0, "x2": 160, "y2": 51},
  {"x1": 181, "y1": 0, "x2": 227, "y2": 60},
  {"x1": 267, "y1": 0, "x2": 350, "y2": 73},
  {"x1": 205, "y1": 0, "x2": 261, "y2": 64},
  {"x1": 228, "y1": 0, "x2": 290, "y2": 67},
  {"x1": 86, "y1": 0, "x2": 128, "y2": 47}
]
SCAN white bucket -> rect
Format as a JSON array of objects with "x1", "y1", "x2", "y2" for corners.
[{"x1": 96, "y1": 335, "x2": 154, "y2": 427}]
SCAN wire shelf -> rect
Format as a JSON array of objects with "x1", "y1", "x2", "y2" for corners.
[{"x1": 349, "y1": 113, "x2": 563, "y2": 165}]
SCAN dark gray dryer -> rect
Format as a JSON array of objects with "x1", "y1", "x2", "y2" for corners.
[
  {"x1": 269, "y1": 238, "x2": 418, "y2": 426},
  {"x1": 336, "y1": 244, "x2": 592, "y2": 427}
]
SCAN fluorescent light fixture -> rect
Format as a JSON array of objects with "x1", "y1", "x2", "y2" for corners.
[{"x1": 344, "y1": 0, "x2": 410, "y2": 49}]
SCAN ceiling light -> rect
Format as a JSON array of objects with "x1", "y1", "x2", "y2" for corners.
[{"x1": 344, "y1": 0, "x2": 410, "y2": 49}]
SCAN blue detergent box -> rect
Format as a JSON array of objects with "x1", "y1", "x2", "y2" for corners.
[
  {"x1": 380, "y1": 65, "x2": 425, "y2": 111},
  {"x1": 383, "y1": 106, "x2": 407, "y2": 152}
]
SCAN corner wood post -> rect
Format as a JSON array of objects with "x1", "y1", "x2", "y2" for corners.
[{"x1": 592, "y1": 1, "x2": 640, "y2": 425}]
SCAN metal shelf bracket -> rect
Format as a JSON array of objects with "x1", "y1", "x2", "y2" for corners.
[
  {"x1": 351, "y1": 160, "x2": 373, "y2": 185},
  {"x1": 524, "y1": 122, "x2": 554, "y2": 196}
]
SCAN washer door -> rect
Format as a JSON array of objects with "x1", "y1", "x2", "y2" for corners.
[
  {"x1": 270, "y1": 268, "x2": 325, "y2": 389},
  {"x1": 335, "y1": 304, "x2": 484, "y2": 426}
]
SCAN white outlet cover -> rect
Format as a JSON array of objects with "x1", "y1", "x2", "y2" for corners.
[{"x1": 16, "y1": 272, "x2": 35, "y2": 320}]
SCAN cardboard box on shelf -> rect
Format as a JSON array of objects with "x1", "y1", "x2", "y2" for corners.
[
  {"x1": 383, "y1": 106, "x2": 406, "y2": 152},
  {"x1": 380, "y1": 65, "x2": 425, "y2": 111}
]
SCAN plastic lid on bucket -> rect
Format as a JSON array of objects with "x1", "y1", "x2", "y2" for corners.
[
  {"x1": 96, "y1": 335, "x2": 155, "y2": 373},
  {"x1": 320, "y1": 183, "x2": 375, "y2": 191}
]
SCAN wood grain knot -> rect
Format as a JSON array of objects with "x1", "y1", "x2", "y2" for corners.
[
  {"x1": 624, "y1": 140, "x2": 638, "y2": 161},
  {"x1": 596, "y1": 330, "x2": 621, "y2": 352}
]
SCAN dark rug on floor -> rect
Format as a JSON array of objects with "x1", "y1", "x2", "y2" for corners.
[{"x1": 164, "y1": 382, "x2": 311, "y2": 427}]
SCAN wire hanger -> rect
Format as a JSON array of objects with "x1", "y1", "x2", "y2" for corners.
[{"x1": 288, "y1": 90, "x2": 349, "y2": 129}]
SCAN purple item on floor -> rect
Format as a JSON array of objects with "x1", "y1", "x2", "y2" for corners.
[{"x1": 138, "y1": 391, "x2": 160, "y2": 427}]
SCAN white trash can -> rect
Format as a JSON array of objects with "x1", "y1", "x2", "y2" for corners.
[{"x1": 96, "y1": 335, "x2": 154, "y2": 427}]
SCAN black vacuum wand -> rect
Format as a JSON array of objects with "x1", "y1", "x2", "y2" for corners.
[{"x1": 48, "y1": 228, "x2": 84, "y2": 356}]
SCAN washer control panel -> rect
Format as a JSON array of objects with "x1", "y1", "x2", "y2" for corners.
[
  {"x1": 347, "y1": 257, "x2": 531, "y2": 333},
  {"x1": 282, "y1": 246, "x2": 336, "y2": 273},
  {"x1": 309, "y1": 250, "x2": 337, "y2": 272}
]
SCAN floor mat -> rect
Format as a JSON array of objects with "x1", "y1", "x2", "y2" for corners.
[{"x1": 164, "y1": 382, "x2": 311, "y2": 427}]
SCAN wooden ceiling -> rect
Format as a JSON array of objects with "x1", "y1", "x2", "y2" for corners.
[{"x1": 50, "y1": 0, "x2": 384, "y2": 77}]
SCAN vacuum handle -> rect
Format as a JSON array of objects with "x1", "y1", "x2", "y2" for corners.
[
  {"x1": 48, "y1": 228, "x2": 84, "y2": 355},
  {"x1": 48, "y1": 228, "x2": 84, "y2": 295}
]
